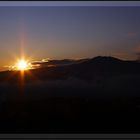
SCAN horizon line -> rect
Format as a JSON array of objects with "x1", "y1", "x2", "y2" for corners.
[{"x1": 0, "y1": 55, "x2": 139, "y2": 72}]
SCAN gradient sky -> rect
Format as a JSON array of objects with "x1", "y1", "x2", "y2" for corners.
[{"x1": 1, "y1": 3, "x2": 140, "y2": 70}]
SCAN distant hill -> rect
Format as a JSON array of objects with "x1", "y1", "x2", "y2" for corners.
[
  {"x1": 0, "y1": 56, "x2": 140, "y2": 83},
  {"x1": 62, "y1": 56, "x2": 140, "y2": 81}
]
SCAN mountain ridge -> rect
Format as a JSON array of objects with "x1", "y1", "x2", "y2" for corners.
[{"x1": 0, "y1": 56, "x2": 140, "y2": 83}]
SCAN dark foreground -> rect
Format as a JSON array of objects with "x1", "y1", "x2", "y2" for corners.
[
  {"x1": 0, "y1": 56, "x2": 140, "y2": 133},
  {"x1": 0, "y1": 90, "x2": 140, "y2": 134}
]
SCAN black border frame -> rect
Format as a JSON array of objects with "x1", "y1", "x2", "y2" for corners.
[{"x1": 0, "y1": 1, "x2": 140, "y2": 139}]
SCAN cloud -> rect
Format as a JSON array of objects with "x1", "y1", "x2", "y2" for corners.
[
  {"x1": 31, "y1": 58, "x2": 50, "y2": 64},
  {"x1": 42, "y1": 58, "x2": 50, "y2": 62},
  {"x1": 127, "y1": 32, "x2": 137, "y2": 37}
]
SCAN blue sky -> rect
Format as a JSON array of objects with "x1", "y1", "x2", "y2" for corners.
[{"x1": 0, "y1": 3, "x2": 140, "y2": 70}]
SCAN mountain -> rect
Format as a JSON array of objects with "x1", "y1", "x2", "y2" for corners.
[
  {"x1": 62, "y1": 56, "x2": 140, "y2": 81},
  {"x1": 0, "y1": 56, "x2": 140, "y2": 83}
]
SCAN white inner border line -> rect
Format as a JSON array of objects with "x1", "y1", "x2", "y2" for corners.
[{"x1": 0, "y1": 1, "x2": 140, "y2": 6}]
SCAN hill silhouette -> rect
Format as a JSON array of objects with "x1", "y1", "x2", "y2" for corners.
[
  {"x1": 0, "y1": 56, "x2": 140, "y2": 83},
  {"x1": 0, "y1": 56, "x2": 140, "y2": 133}
]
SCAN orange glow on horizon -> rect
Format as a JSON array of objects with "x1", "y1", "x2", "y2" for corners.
[{"x1": 15, "y1": 59, "x2": 32, "y2": 71}]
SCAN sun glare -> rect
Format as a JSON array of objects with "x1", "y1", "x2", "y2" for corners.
[
  {"x1": 7, "y1": 57, "x2": 35, "y2": 71},
  {"x1": 17, "y1": 60, "x2": 27, "y2": 70},
  {"x1": 16, "y1": 59, "x2": 31, "y2": 71}
]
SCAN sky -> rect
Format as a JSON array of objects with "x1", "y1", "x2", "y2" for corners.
[{"x1": 0, "y1": 2, "x2": 140, "y2": 70}]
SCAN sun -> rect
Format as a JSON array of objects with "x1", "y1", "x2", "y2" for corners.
[
  {"x1": 16, "y1": 59, "x2": 31, "y2": 71},
  {"x1": 17, "y1": 60, "x2": 28, "y2": 70}
]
